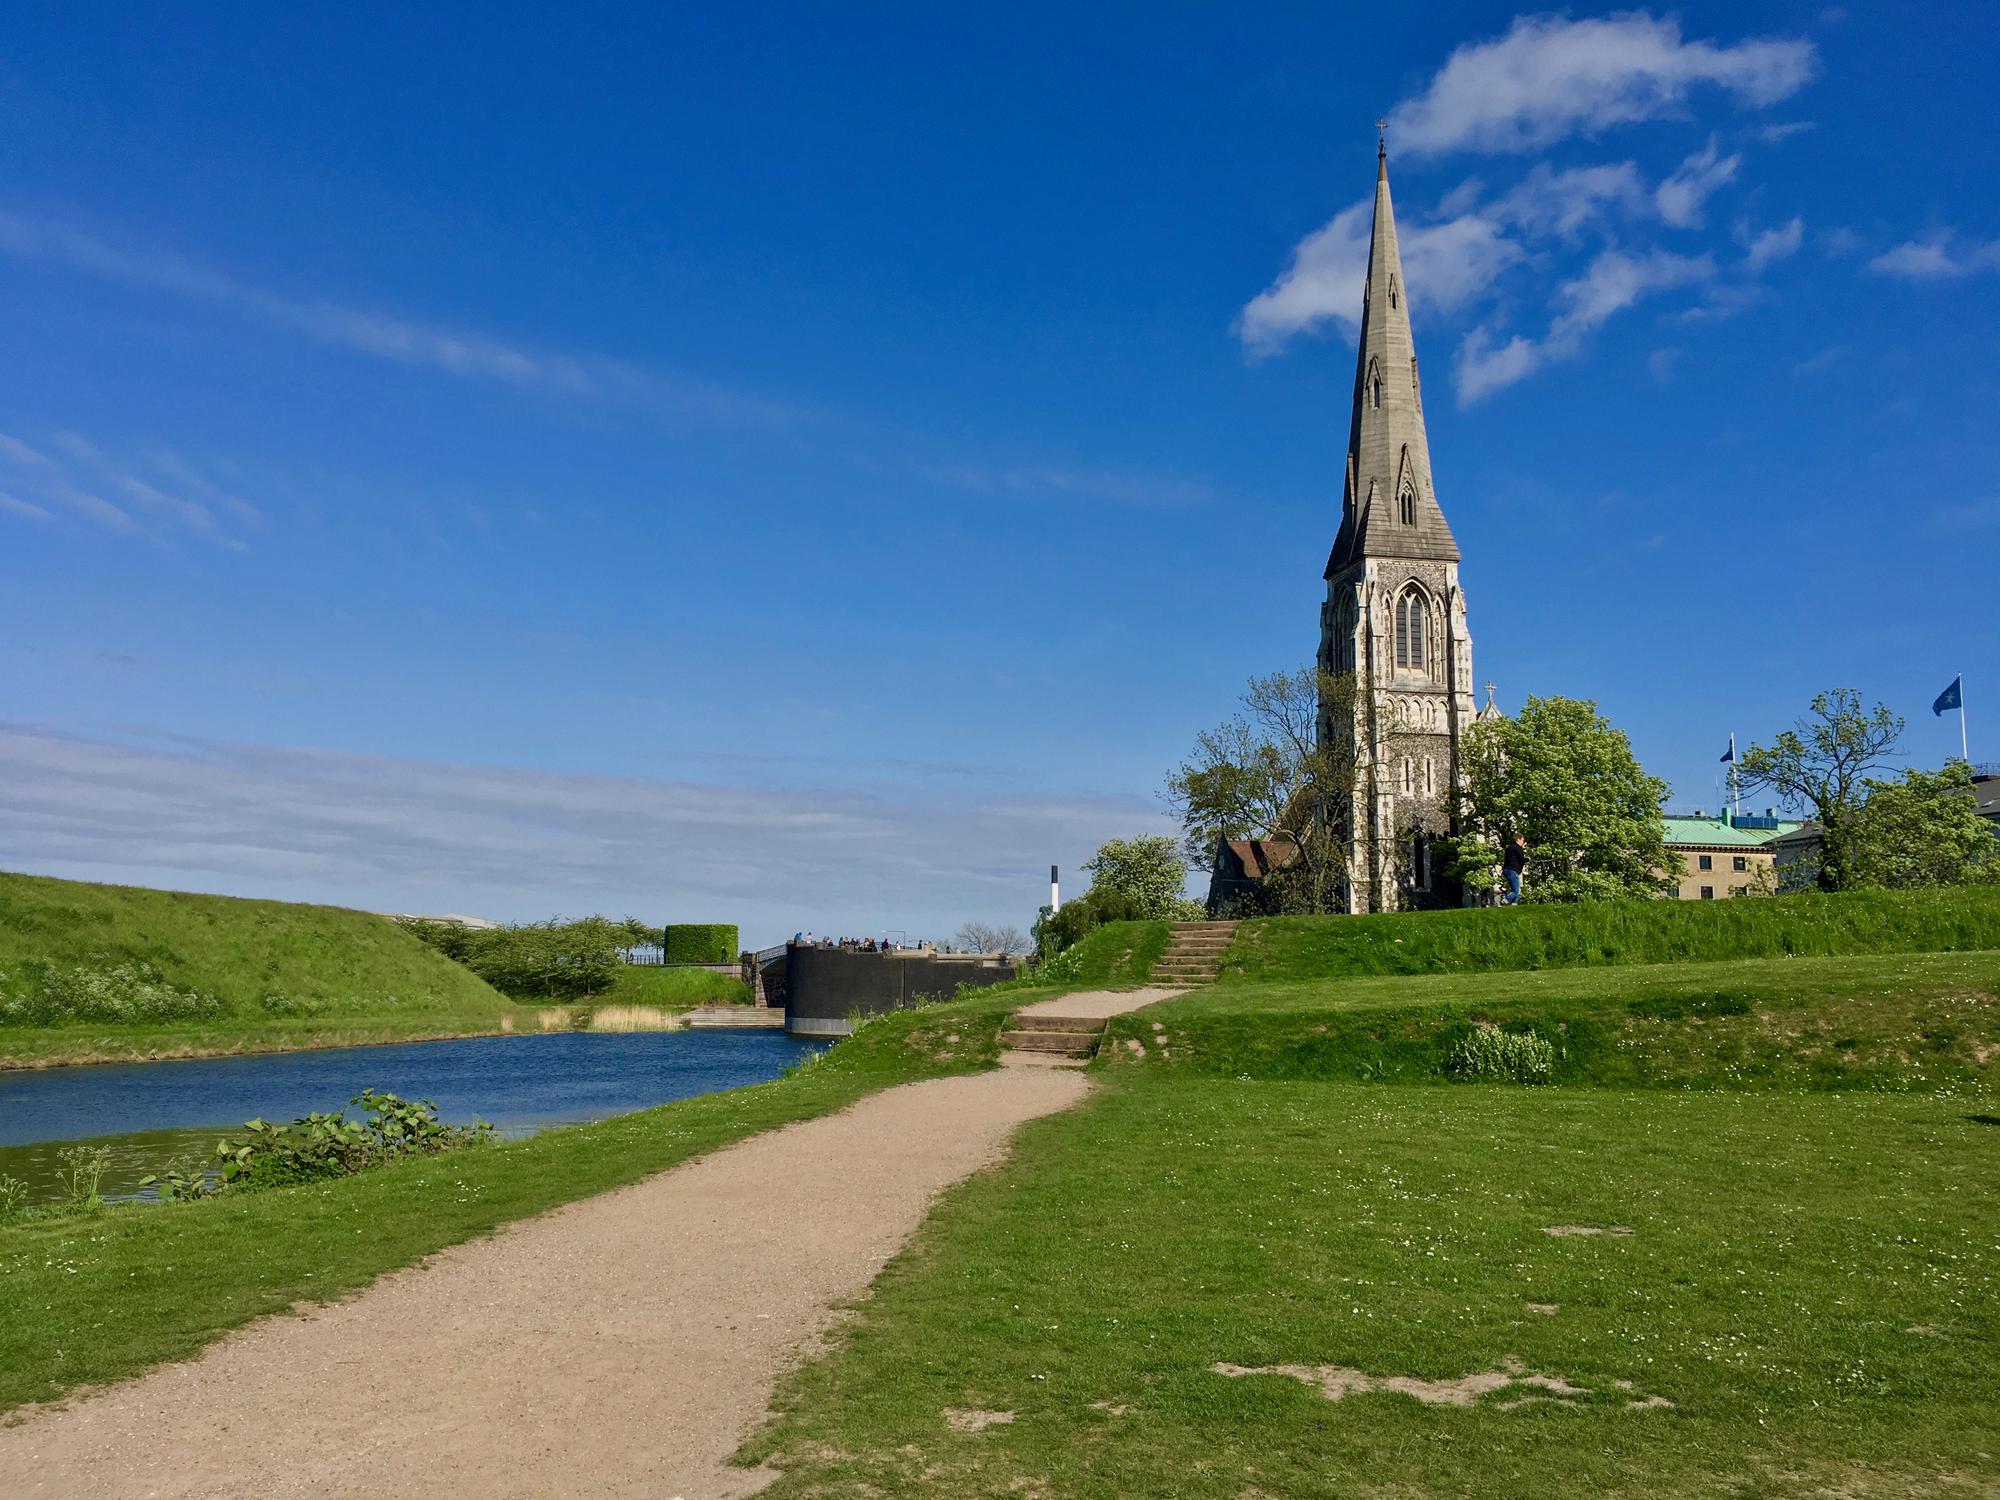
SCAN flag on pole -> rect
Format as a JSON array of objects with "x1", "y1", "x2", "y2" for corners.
[
  {"x1": 1719, "y1": 736, "x2": 1734, "y2": 763},
  {"x1": 1934, "y1": 676, "x2": 1964, "y2": 716}
]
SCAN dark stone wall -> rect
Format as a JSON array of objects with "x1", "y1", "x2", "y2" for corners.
[{"x1": 781, "y1": 944, "x2": 1019, "y2": 1034}]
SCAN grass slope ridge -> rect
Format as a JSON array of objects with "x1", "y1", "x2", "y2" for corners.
[
  {"x1": 1106, "y1": 951, "x2": 2000, "y2": 1093},
  {"x1": 0, "y1": 871, "x2": 505, "y2": 1026},
  {"x1": 1223, "y1": 886, "x2": 2000, "y2": 982}
]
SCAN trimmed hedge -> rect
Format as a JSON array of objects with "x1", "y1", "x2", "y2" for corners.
[{"x1": 663, "y1": 923, "x2": 739, "y2": 965}]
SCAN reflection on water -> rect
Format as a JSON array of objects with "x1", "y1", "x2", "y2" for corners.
[{"x1": 0, "y1": 1029, "x2": 825, "y2": 1203}]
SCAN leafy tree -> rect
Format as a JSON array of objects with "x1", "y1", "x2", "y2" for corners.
[
  {"x1": 953, "y1": 921, "x2": 1029, "y2": 955},
  {"x1": 1735, "y1": 689, "x2": 1903, "y2": 892},
  {"x1": 1439, "y1": 695, "x2": 1671, "y2": 904},
  {"x1": 1844, "y1": 762, "x2": 2000, "y2": 889},
  {"x1": 1032, "y1": 836, "x2": 1203, "y2": 955},
  {"x1": 1164, "y1": 667, "x2": 1357, "y2": 912}
]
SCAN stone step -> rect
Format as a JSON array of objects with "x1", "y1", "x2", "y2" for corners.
[
  {"x1": 999, "y1": 1029, "x2": 1099, "y2": 1056},
  {"x1": 1009, "y1": 1013, "x2": 1109, "y2": 1034}
]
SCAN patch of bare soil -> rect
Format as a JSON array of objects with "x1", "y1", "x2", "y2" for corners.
[
  {"x1": 0, "y1": 1069, "x2": 1089, "y2": 1499},
  {"x1": 942, "y1": 1408, "x2": 1016, "y2": 1433},
  {"x1": 1543, "y1": 1223, "x2": 1634, "y2": 1237},
  {"x1": 1213, "y1": 1357, "x2": 1669, "y2": 1412}
]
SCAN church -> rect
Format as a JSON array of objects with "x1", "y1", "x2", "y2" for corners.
[{"x1": 1317, "y1": 142, "x2": 1487, "y2": 912}]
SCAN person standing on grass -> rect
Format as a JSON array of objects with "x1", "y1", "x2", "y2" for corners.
[{"x1": 1502, "y1": 834, "x2": 1528, "y2": 905}]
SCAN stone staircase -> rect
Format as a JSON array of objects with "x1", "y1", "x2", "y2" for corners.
[
  {"x1": 998, "y1": 1011, "x2": 1107, "y2": 1059},
  {"x1": 1151, "y1": 920, "x2": 1238, "y2": 986}
]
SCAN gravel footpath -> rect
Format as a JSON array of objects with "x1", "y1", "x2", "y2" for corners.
[{"x1": 1, "y1": 1068, "x2": 1089, "y2": 1499}]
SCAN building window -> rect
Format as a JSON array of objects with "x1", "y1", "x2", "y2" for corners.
[
  {"x1": 1697, "y1": 854, "x2": 1713, "y2": 871},
  {"x1": 1733, "y1": 856, "x2": 1748, "y2": 872},
  {"x1": 1700, "y1": 885, "x2": 1715, "y2": 899},
  {"x1": 1400, "y1": 487, "x2": 1416, "y2": 525},
  {"x1": 1394, "y1": 588, "x2": 1427, "y2": 670},
  {"x1": 1666, "y1": 886, "x2": 1680, "y2": 899},
  {"x1": 1371, "y1": 375, "x2": 1383, "y2": 409}
]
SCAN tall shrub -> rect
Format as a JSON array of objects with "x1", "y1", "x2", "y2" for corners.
[{"x1": 664, "y1": 924, "x2": 739, "y2": 964}]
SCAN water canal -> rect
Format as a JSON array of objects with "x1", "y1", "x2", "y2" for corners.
[{"x1": 0, "y1": 1029, "x2": 826, "y2": 1203}]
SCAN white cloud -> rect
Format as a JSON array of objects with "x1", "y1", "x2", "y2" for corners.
[
  {"x1": 0, "y1": 491, "x2": 54, "y2": 522},
  {"x1": 1646, "y1": 347, "x2": 1682, "y2": 384},
  {"x1": 1867, "y1": 236, "x2": 2000, "y2": 279},
  {"x1": 1455, "y1": 248, "x2": 1714, "y2": 401},
  {"x1": 1756, "y1": 120, "x2": 1816, "y2": 143},
  {"x1": 1655, "y1": 137, "x2": 1741, "y2": 227},
  {"x1": 1932, "y1": 496, "x2": 2000, "y2": 533},
  {"x1": 0, "y1": 723, "x2": 1168, "y2": 945},
  {"x1": 0, "y1": 427, "x2": 251, "y2": 546},
  {"x1": 0, "y1": 433, "x2": 52, "y2": 468},
  {"x1": 1386, "y1": 13, "x2": 1815, "y2": 155},
  {"x1": 1237, "y1": 197, "x2": 1523, "y2": 354},
  {"x1": 58, "y1": 490, "x2": 136, "y2": 531},
  {"x1": 0, "y1": 210, "x2": 803, "y2": 430},
  {"x1": 1739, "y1": 216, "x2": 1804, "y2": 272},
  {"x1": 1490, "y1": 161, "x2": 1648, "y2": 238}
]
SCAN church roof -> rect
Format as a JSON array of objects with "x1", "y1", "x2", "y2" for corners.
[{"x1": 1326, "y1": 146, "x2": 1461, "y2": 578}]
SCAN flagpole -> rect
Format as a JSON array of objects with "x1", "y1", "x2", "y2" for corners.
[
  {"x1": 1961, "y1": 676, "x2": 1969, "y2": 761},
  {"x1": 1731, "y1": 733, "x2": 1739, "y2": 819}
]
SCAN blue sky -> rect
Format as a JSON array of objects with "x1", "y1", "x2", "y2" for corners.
[{"x1": 2, "y1": 5, "x2": 1995, "y2": 942}]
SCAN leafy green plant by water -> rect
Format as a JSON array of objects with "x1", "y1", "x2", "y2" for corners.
[{"x1": 154, "y1": 1090, "x2": 493, "y2": 1197}]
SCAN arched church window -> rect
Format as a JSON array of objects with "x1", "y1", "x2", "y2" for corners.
[
  {"x1": 1399, "y1": 487, "x2": 1416, "y2": 526},
  {"x1": 1371, "y1": 374, "x2": 1382, "y2": 409},
  {"x1": 1394, "y1": 588, "x2": 1427, "y2": 671}
]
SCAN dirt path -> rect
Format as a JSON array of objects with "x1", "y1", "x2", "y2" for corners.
[
  {"x1": 1013, "y1": 985, "x2": 1187, "y2": 1021},
  {"x1": 1, "y1": 1068, "x2": 1089, "y2": 1499}
]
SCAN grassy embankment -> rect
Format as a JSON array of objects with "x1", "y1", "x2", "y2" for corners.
[
  {"x1": 745, "y1": 891, "x2": 2000, "y2": 1497},
  {"x1": 0, "y1": 871, "x2": 522, "y2": 1066},
  {"x1": 0, "y1": 871, "x2": 751, "y2": 1065}
]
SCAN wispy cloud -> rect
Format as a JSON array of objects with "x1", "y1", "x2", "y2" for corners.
[
  {"x1": 1655, "y1": 137, "x2": 1740, "y2": 227},
  {"x1": 912, "y1": 460, "x2": 1213, "y2": 509},
  {"x1": 0, "y1": 428, "x2": 249, "y2": 546},
  {"x1": 1739, "y1": 216, "x2": 1805, "y2": 272},
  {"x1": 1755, "y1": 120, "x2": 1815, "y2": 143},
  {"x1": 0, "y1": 210, "x2": 804, "y2": 431},
  {"x1": 1455, "y1": 248, "x2": 1714, "y2": 402},
  {"x1": 1867, "y1": 235, "x2": 2000, "y2": 280},
  {"x1": 1932, "y1": 496, "x2": 2000, "y2": 533},
  {"x1": 0, "y1": 723, "x2": 1169, "y2": 943},
  {"x1": 1385, "y1": 13, "x2": 1815, "y2": 156},
  {"x1": 1236, "y1": 196, "x2": 1523, "y2": 355},
  {"x1": 0, "y1": 491, "x2": 54, "y2": 523}
]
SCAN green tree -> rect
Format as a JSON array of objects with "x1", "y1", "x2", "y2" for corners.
[
  {"x1": 1033, "y1": 836, "x2": 1203, "y2": 956},
  {"x1": 1845, "y1": 762, "x2": 2000, "y2": 889},
  {"x1": 1164, "y1": 667, "x2": 1357, "y2": 913},
  {"x1": 1440, "y1": 696, "x2": 1671, "y2": 904},
  {"x1": 1735, "y1": 689, "x2": 1903, "y2": 892}
]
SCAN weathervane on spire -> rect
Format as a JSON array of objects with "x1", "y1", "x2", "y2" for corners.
[{"x1": 1376, "y1": 117, "x2": 1387, "y2": 159}]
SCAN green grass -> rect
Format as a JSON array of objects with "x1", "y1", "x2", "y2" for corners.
[
  {"x1": 1022, "y1": 919, "x2": 1172, "y2": 989},
  {"x1": 1106, "y1": 950, "x2": 2000, "y2": 1092},
  {"x1": 596, "y1": 964, "x2": 751, "y2": 1008},
  {"x1": 748, "y1": 1071, "x2": 2000, "y2": 1498},
  {"x1": 0, "y1": 870, "x2": 513, "y2": 1064},
  {"x1": 1218, "y1": 886, "x2": 2000, "y2": 983},
  {"x1": 0, "y1": 987, "x2": 1021, "y2": 1411}
]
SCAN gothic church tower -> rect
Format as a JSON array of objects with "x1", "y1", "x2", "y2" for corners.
[{"x1": 1318, "y1": 143, "x2": 1475, "y2": 911}]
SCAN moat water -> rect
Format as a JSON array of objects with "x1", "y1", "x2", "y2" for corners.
[{"x1": 0, "y1": 1029, "x2": 826, "y2": 1203}]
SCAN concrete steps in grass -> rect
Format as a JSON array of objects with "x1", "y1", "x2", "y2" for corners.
[
  {"x1": 1150, "y1": 920, "x2": 1239, "y2": 986},
  {"x1": 998, "y1": 1011, "x2": 1108, "y2": 1059}
]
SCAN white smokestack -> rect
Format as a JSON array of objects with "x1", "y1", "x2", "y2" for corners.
[{"x1": 1049, "y1": 864, "x2": 1061, "y2": 913}]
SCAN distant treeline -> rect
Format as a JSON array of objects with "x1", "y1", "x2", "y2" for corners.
[{"x1": 400, "y1": 916, "x2": 658, "y2": 1000}]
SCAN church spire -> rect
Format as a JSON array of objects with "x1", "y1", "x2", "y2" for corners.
[{"x1": 1326, "y1": 144, "x2": 1460, "y2": 576}]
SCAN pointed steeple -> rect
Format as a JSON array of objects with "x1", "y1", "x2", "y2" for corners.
[{"x1": 1326, "y1": 146, "x2": 1460, "y2": 576}]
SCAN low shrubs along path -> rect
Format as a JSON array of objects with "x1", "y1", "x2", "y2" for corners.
[{"x1": 0, "y1": 1067, "x2": 1089, "y2": 1499}]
